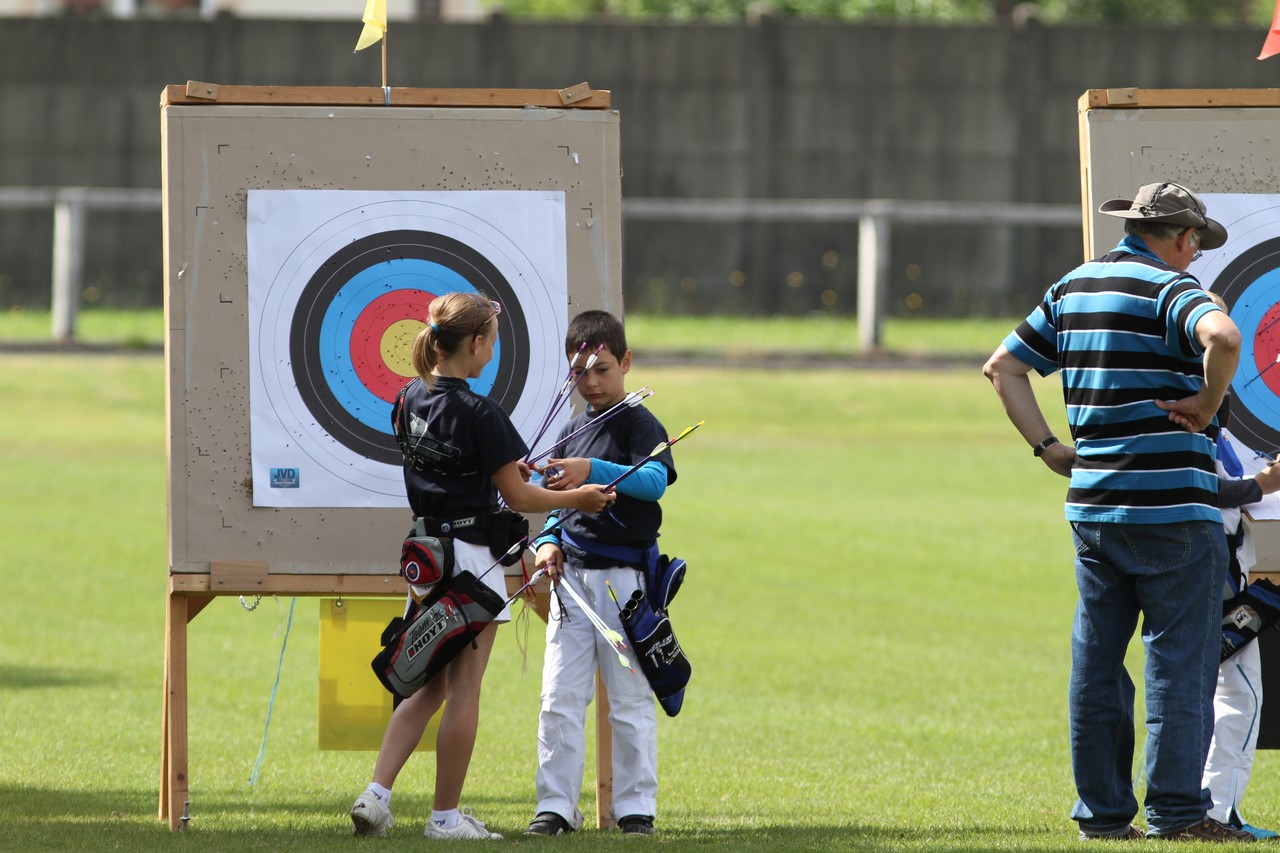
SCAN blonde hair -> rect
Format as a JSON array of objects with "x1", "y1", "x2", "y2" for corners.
[
  {"x1": 1207, "y1": 291, "x2": 1228, "y2": 312},
  {"x1": 410, "y1": 292, "x2": 498, "y2": 383}
]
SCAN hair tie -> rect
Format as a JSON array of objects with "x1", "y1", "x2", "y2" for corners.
[{"x1": 428, "y1": 322, "x2": 440, "y2": 333}]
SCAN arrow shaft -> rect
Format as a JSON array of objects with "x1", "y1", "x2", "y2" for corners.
[
  {"x1": 1244, "y1": 359, "x2": 1279, "y2": 389},
  {"x1": 601, "y1": 422, "x2": 702, "y2": 491},
  {"x1": 525, "y1": 344, "x2": 604, "y2": 461},
  {"x1": 528, "y1": 388, "x2": 652, "y2": 465},
  {"x1": 490, "y1": 422, "x2": 703, "y2": 582},
  {"x1": 555, "y1": 572, "x2": 628, "y2": 652}
]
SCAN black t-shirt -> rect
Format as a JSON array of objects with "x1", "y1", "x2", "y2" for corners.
[
  {"x1": 392, "y1": 376, "x2": 528, "y2": 519},
  {"x1": 554, "y1": 403, "x2": 676, "y2": 556}
]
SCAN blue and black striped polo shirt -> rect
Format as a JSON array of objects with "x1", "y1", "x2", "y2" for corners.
[{"x1": 1004, "y1": 235, "x2": 1225, "y2": 524}]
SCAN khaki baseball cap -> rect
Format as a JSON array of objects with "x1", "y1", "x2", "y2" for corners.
[{"x1": 1099, "y1": 182, "x2": 1227, "y2": 250}]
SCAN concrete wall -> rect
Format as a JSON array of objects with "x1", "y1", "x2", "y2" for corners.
[{"x1": 1, "y1": 16, "x2": 1277, "y2": 315}]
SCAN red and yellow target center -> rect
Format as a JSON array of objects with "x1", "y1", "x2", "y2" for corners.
[
  {"x1": 350, "y1": 290, "x2": 434, "y2": 402},
  {"x1": 1254, "y1": 302, "x2": 1280, "y2": 399}
]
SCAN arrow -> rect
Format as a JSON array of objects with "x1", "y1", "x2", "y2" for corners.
[
  {"x1": 606, "y1": 580, "x2": 624, "y2": 613},
  {"x1": 556, "y1": 574, "x2": 629, "y2": 649},
  {"x1": 525, "y1": 343, "x2": 605, "y2": 461},
  {"x1": 504, "y1": 566, "x2": 548, "y2": 607},
  {"x1": 479, "y1": 421, "x2": 706, "y2": 584},
  {"x1": 523, "y1": 344, "x2": 584, "y2": 460},
  {"x1": 601, "y1": 421, "x2": 705, "y2": 492},
  {"x1": 553, "y1": 573, "x2": 633, "y2": 671},
  {"x1": 527, "y1": 387, "x2": 654, "y2": 466},
  {"x1": 502, "y1": 564, "x2": 633, "y2": 671}
]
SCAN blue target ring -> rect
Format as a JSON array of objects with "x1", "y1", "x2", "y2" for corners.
[
  {"x1": 316, "y1": 260, "x2": 502, "y2": 434},
  {"x1": 290, "y1": 229, "x2": 529, "y2": 465},
  {"x1": 1209, "y1": 235, "x2": 1280, "y2": 453}
]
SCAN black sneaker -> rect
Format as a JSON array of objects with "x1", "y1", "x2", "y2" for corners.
[
  {"x1": 525, "y1": 812, "x2": 575, "y2": 836},
  {"x1": 1151, "y1": 818, "x2": 1255, "y2": 843},
  {"x1": 617, "y1": 814, "x2": 655, "y2": 836}
]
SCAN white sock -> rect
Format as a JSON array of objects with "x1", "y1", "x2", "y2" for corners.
[
  {"x1": 366, "y1": 783, "x2": 392, "y2": 806},
  {"x1": 431, "y1": 808, "x2": 460, "y2": 829}
]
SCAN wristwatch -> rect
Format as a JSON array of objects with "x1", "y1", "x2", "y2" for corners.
[{"x1": 1033, "y1": 436, "x2": 1059, "y2": 458}]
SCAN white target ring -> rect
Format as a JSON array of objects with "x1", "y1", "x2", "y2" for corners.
[{"x1": 248, "y1": 190, "x2": 568, "y2": 508}]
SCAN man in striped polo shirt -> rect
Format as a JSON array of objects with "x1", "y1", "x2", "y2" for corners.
[{"x1": 984, "y1": 182, "x2": 1247, "y2": 843}]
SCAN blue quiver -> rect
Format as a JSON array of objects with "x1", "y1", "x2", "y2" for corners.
[
  {"x1": 646, "y1": 553, "x2": 686, "y2": 612},
  {"x1": 560, "y1": 533, "x2": 692, "y2": 715},
  {"x1": 619, "y1": 584, "x2": 691, "y2": 717}
]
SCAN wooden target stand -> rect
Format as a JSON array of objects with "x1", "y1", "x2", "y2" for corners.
[
  {"x1": 158, "y1": 83, "x2": 624, "y2": 831},
  {"x1": 1079, "y1": 87, "x2": 1280, "y2": 746},
  {"x1": 160, "y1": 567, "x2": 617, "y2": 830}
]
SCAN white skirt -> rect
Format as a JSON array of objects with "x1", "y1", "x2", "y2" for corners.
[{"x1": 406, "y1": 538, "x2": 512, "y2": 623}]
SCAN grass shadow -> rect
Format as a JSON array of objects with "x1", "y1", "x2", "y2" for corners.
[
  {"x1": 0, "y1": 786, "x2": 1085, "y2": 852},
  {"x1": 0, "y1": 663, "x2": 114, "y2": 689}
]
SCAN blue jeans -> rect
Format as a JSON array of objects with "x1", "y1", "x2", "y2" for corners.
[{"x1": 1068, "y1": 520, "x2": 1224, "y2": 837}]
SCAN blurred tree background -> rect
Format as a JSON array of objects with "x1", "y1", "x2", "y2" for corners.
[{"x1": 492, "y1": 0, "x2": 1274, "y2": 25}]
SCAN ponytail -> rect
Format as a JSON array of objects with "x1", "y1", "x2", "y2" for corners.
[{"x1": 411, "y1": 292, "x2": 499, "y2": 384}]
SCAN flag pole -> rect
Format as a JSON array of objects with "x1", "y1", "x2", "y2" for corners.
[
  {"x1": 354, "y1": 0, "x2": 390, "y2": 101},
  {"x1": 382, "y1": 29, "x2": 390, "y2": 105}
]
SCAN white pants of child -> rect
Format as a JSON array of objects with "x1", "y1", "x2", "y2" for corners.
[
  {"x1": 1203, "y1": 638, "x2": 1263, "y2": 824},
  {"x1": 535, "y1": 565, "x2": 658, "y2": 827}
]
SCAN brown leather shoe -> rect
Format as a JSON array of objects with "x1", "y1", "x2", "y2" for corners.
[{"x1": 1151, "y1": 818, "x2": 1256, "y2": 843}]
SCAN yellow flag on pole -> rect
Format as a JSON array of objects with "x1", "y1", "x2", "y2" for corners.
[{"x1": 355, "y1": 0, "x2": 386, "y2": 52}]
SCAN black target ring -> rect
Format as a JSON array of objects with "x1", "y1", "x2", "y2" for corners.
[{"x1": 290, "y1": 229, "x2": 530, "y2": 466}]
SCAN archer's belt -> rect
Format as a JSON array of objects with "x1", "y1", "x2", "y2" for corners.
[
  {"x1": 412, "y1": 513, "x2": 491, "y2": 546},
  {"x1": 562, "y1": 530, "x2": 653, "y2": 571}
]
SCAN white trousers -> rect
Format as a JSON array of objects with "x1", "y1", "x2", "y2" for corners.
[
  {"x1": 535, "y1": 565, "x2": 658, "y2": 826},
  {"x1": 1203, "y1": 637, "x2": 1263, "y2": 823}
]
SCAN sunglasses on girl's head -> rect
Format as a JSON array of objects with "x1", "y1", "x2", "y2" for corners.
[{"x1": 472, "y1": 299, "x2": 502, "y2": 334}]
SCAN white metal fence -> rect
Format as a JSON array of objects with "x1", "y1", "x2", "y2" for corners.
[
  {"x1": 623, "y1": 198, "x2": 1081, "y2": 349},
  {"x1": 0, "y1": 187, "x2": 1080, "y2": 350}
]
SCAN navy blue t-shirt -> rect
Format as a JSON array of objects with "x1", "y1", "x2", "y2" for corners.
[
  {"x1": 552, "y1": 403, "x2": 676, "y2": 556},
  {"x1": 392, "y1": 376, "x2": 528, "y2": 519}
]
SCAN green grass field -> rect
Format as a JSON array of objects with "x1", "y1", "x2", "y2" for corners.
[
  {"x1": 0, "y1": 308, "x2": 1012, "y2": 358},
  {"x1": 0, "y1": 336, "x2": 1266, "y2": 851}
]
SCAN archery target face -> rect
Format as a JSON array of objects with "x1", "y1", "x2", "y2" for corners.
[
  {"x1": 1194, "y1": 195, "x2": 1280, "y2": 459},
  {"x1": 248, "y1": 190, "x2": 568, "y2": 508}
]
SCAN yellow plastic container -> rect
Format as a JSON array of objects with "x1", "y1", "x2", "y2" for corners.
[{"x1": 318, "y1": 597, "x2": 439, "y2": 751}]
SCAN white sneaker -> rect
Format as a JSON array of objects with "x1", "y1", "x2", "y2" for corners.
[
  {"x1": 350, "y1": 790, "x2": 394, "y2": 837},
  {"x1": 423, "y1": 808, "x2": 503, "y2": 840}
]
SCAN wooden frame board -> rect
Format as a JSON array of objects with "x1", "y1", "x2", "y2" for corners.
[
  {"x1": 163, "y1": 80, "x2": 611, "y2": 109},
  {"x1": 162, "y1": 85, "x2": 620, "y2": 575},
  {"x1": 1077, "y1": 88, "x2": 1280, "y2": 260},
  {"x1": 1079, "y1": 87, "x2": 1280, "y2": 572},
  {"x1": 159, "y1": 84, "x2": 622, "y2": 830}
]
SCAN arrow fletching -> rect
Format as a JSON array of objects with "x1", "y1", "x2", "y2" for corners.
[
  {"x1": 668, "y1": 420, "x2": 704, "y2": 446},
  {"x1": 581, "y1": 343, "x2": 605, "y2": 371}
]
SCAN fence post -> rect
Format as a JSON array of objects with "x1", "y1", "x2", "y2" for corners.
[
  {"x1": 857, "y1": 205, "x2": 890, "y2": 352},
  {"x1": 51, "y1": 189, "x2": 86, "y2": 342}
]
